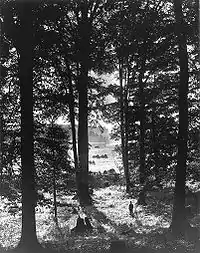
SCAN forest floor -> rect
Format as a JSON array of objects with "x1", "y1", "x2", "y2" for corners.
[{"x1": 1, "y1": 185, "x2": 200, "y2": 253}]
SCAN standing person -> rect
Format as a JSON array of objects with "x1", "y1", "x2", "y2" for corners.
[{"x1": 129, "y1": 201, "x2": 134, "y2": 216}]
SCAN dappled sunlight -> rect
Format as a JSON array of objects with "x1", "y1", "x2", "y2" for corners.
[
  {"x1": 0, "y1": 216, "x2": 21, "y2": 249},
  {"x1": 0, "y1": 186, "x2": 171, "y2": 250},
  {"x1": 1, "y1": 185, "x2": 199, "y2": 252},
  {"x1": 91, "y1": 186, "x2": 170, "y2": 234}
]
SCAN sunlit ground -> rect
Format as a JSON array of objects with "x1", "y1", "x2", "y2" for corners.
[
  {"x1": 1, "y1": 142, "x2": 200, "y2": 252},
  {"x1": 0, "y1": 185, "x2": 175, "y2": 252}
]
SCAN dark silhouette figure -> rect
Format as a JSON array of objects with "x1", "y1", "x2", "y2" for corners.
[
  {"x1": 129, "y1": 201, "x2": 134, "y2": 216},
  {"x1": 85, "y1": 217, "x2": 93, "y2": 230},
  {"x1": 71, "y1": 216, "x2": 86, "y2": 233}
]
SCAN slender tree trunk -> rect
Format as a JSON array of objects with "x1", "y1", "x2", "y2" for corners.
[
  {"x1": 171, "y1": 0, "x2": 189, "y2": 238},
  {"x1": 124, "y1": 81, "x2": 130, "y2": 193},
  {"x1": 119, "y1": 59, "x2": 130, "y2": 193},
  {"x1": 68, "y1": 91, "x2": 80, "y2": 195},
  {"x1": 58, "y1": 17, "x2": 79, "y2": 177},
  {"x1": 0, "y1": 12, "x2": 3, "y2": 189},
  {"x1": 17, "y1": 3, "x2": 39, "y2": 249},
  {"x1": 68, "y1": 86, "x2": 79, "y2": 188},
  {"x1": 124, "y1": 62, "x2": 131, "y2": 192},
  {"x1": 66, "y1": 63, "x2": 79, "y2": 174},
  {"x1": 54, "y1": 59, "x2": 79, "y2": 174},
  {"x1": 151, "y1": 109, "x2": 159, "y2": 183},
  {"x1": 77, "y1": 63, "x2": 90, "y2": 204},
  {"x1": 138, "y1": 59, "x2": 146, "y2": 205},
  {"x1": 53, "y1": 164, "x2": 58, "y2": 223},
  {"x1": 50, "y1": 122, "x2": 58, "y2": 224},
  {"x1": 77, "y1": 6, "x2": 91, "y2": 204},
  {"x1": 0, "y1": 93, "x2": 3, "y2": 188},
  {"x1": 119, "y1": 61, "x2": 125, "y2": 189}
]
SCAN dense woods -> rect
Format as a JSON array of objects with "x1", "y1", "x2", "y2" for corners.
[{"x1": 0, "y1": 0, "x2": 199, "y2": 253}]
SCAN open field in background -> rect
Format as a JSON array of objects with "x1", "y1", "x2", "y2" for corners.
[
  {"x1": 69, "y1": 141, "x2": 122, "y2": 174},
  {"x1": 89, "y1": 142, "x2": 122, "y2": 174}
]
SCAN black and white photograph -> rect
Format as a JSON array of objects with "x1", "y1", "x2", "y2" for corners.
[{"x1": 0, "y1": 0, "x2": 199, "y2": 252}]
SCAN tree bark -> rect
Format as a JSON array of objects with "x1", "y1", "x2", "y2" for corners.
[
  {"x1": 0, "y1": 28, "x2": 3, "y2": 187},
  {"x1": 77, "y1": 5, "x2": 91, "y2": 205},
  {"x1": 119, "y1": 59, "x2": 130, "y2": 193},
  {"x1": 124, "y1": 73, "x2": 130, "y2": 193},
  {"x1": 53, "y1": 59, "x2": 79, "y2": 175},
  {"x1": 65, "y1": 63, "x2": 79, "y2": 175},
  {"x1": 0, "y1": 90, "x2": 3, "y2": 188},
  {"x1": 53, "y1": 164, "x2": 58, "y2": 223},
  {"x1": 151, "y1": 109, "x2": 159, "y2": 183},
  {"x1": 57, "y1": 14, "x2": 79, "y2": 179},
  {"x1": 50, "y1": 122, "x2": 58, "y2": 224},
  {"x1": 138, "y1": 58, "x2": 146, "y2": 205},
  {"x1": 77, "y1": 64, "x2": 90, "y2": 204},
  {"x1": 171, "y1": 0, "x2": 189, "y2": 238},
  {"x1": 16, "y1": 3, "x2": 39, "y2": 250}
]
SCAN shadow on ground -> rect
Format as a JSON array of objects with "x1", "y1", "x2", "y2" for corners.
[{"x1": 1, "y1": 198, "x2": 199, "y2": 253}]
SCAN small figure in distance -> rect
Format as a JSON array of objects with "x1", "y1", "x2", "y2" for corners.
[{"x1": 129, "y1": 201, "x2": 134, "y2": 216}]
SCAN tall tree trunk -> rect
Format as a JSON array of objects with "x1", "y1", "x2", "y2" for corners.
[
  {"x1": 0, "y1": 10, "x2": 3, "y2": 189},
  {"x1": 124, "y1": 75, "x2": 130, "y2": 193},
  {"x1": 54, "y1": 58, "x2": 79, "y2": 175},
  {"x1": 138, "y1": 59, "x2": 146, "y2": 205},
  {"x1": 68, "y1": 90, "x2": 80, "y2": 195},
  {"x1": 151, "y1": 109, "x2": 159, "y2": 183},
  {"x1": 50, "y1": 122, "x2": 58, "y2": 224},
  {"x1": 171, "y1": 0, "x2": 189, "y2": 238},
  {"x1": 53, "y1": 164, "x2": 58, "y2": 223},
  {"x1": 66, "y1": 63, "x2": 79, "y2": 175},
  {"x1": 119, "y1": 59, "x2": 130, "y2": 193},
  {"x1": 77, "y1": 63, "x2": 90, "y2": 204},
  {"x1": 17, "y1": 3, "x2": 39, "y2": 249},
  {"x1": 68, "y1": 82, "x2": 79, "y2": 190},
  {"x1": 77, "y1": 5, "x2": 91, "y2": 204},
  {"x1": 0, "y1": 91, "x2": 3, "y2": 188},
  {"x1": 119, "y1": 61, "x2": 125, "y2": 189},
  {"x1": 58, "y1": 16, "x2": 79, "y2": 177}
]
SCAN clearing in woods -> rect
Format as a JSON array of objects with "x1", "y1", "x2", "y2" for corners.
[{"x1": 89, "y1": 141, "x2": 122, "y2": 173}]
